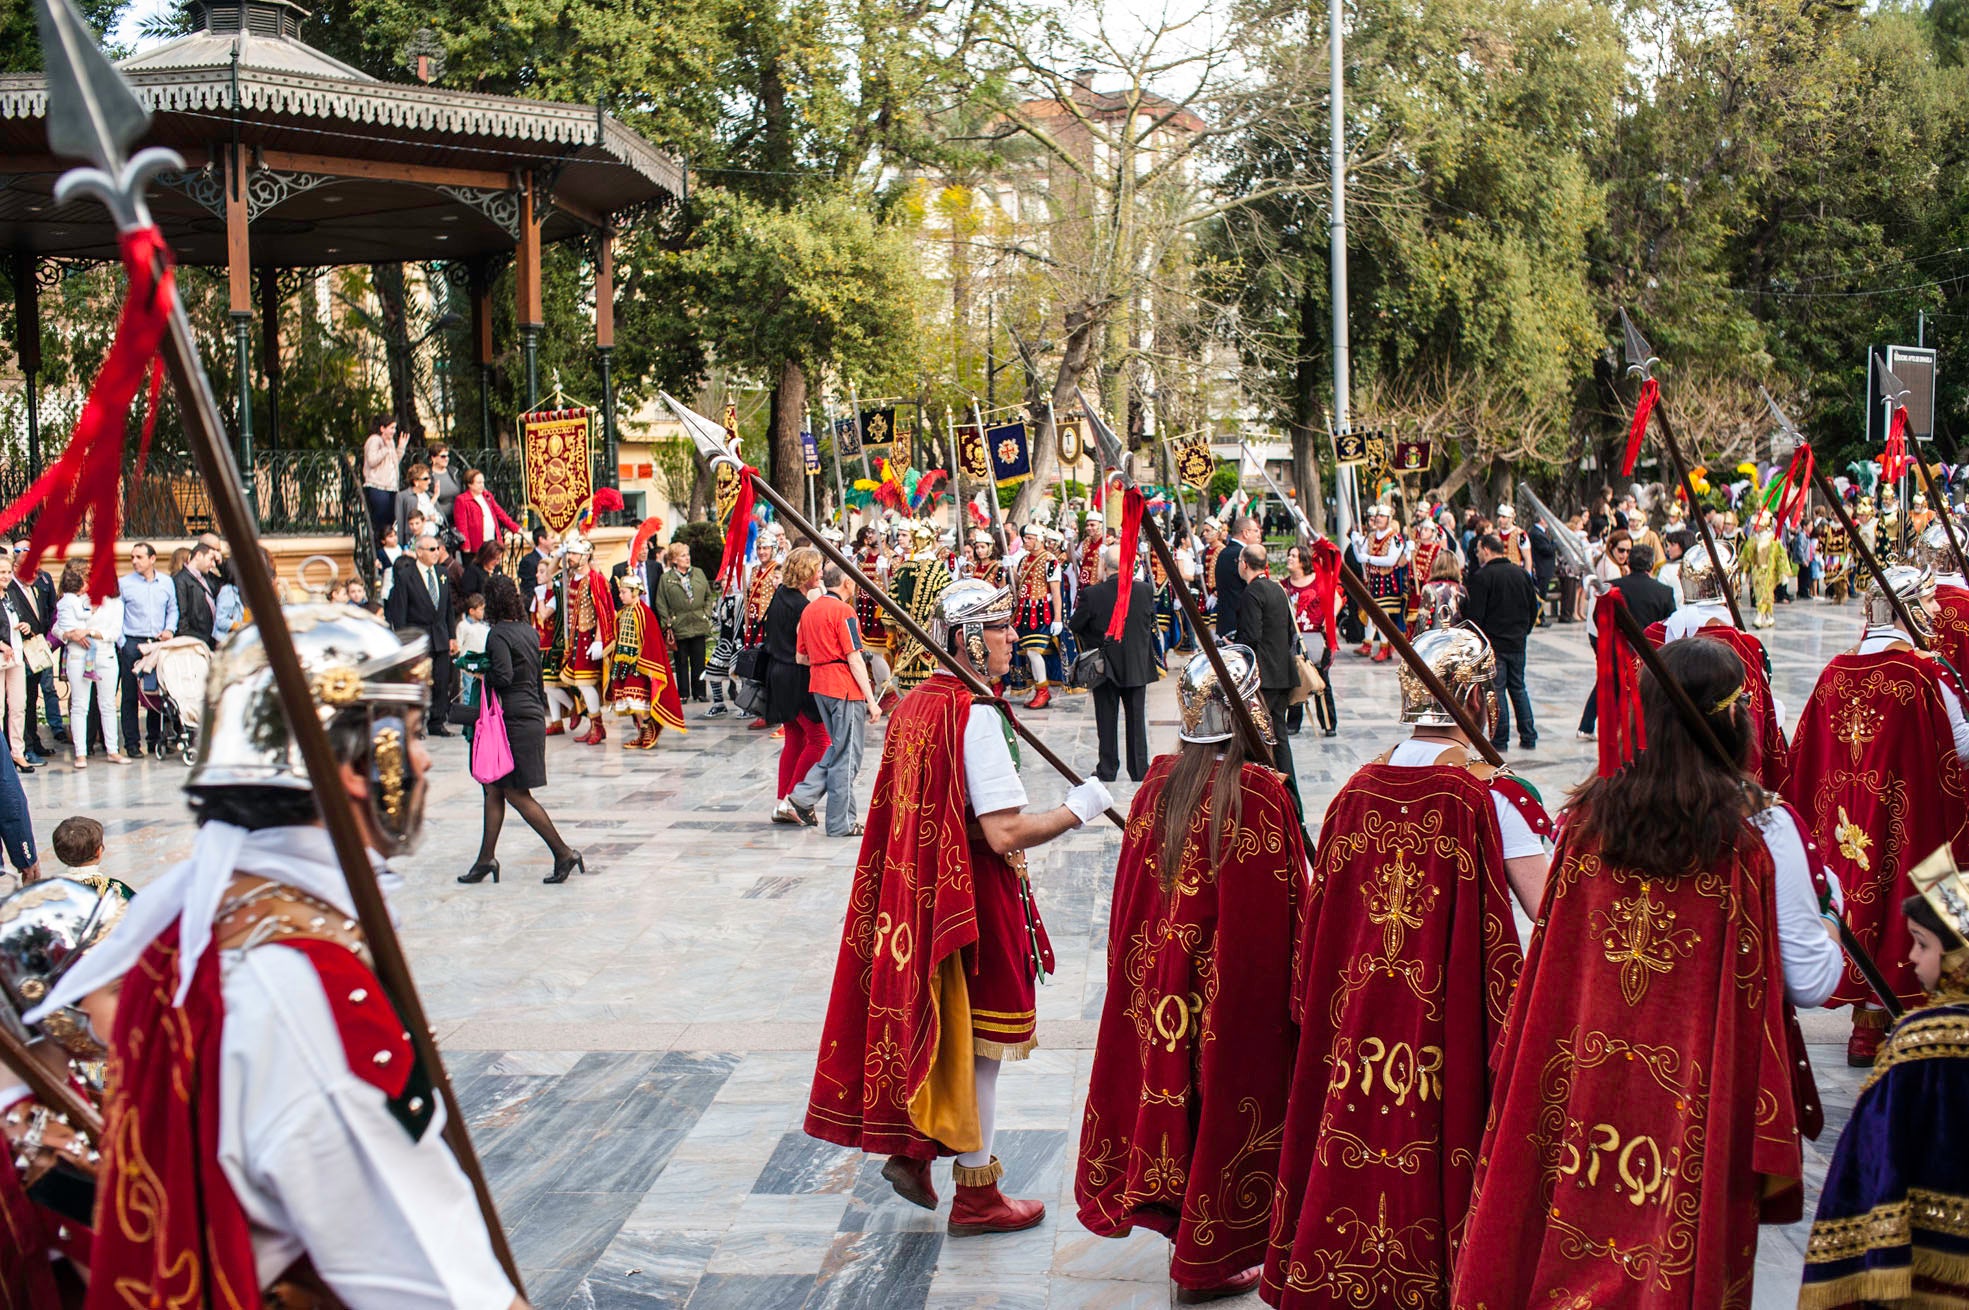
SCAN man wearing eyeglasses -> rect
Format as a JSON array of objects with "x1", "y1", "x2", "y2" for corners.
[{"x1": 1575, "y1": 534, "x2": 1676, "y2": 741}]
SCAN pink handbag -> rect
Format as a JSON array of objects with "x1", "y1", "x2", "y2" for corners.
[{"x1": 470, "y1": 684, "x2": 514, "y2": 784}]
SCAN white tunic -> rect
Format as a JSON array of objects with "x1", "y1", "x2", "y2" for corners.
[{"x1": 963, "y1": 697, "x2": 1027, "y2": 816}]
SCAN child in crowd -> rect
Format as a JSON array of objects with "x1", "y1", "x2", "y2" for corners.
[
  {"x1": 455, "y1": 592, "x2": 490, "y2": 711},
  {"x1": 50, "y1": 814, "x2": 105, "y2": 887}
]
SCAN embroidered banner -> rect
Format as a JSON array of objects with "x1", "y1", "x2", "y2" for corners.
[
  {"x1": 890, "y1": 411, "x2": 913, "y2": 471},
  {"x1": 800, "y1": 426, "x2": 821, "y2": 474},
  {"x1": 1057, "y1": 416, "x2": 1083, "y2": 466},
  {"x1": 958, "y1": 422, "x2": 989, "y2": 479},
  {"x1": 988, "y1": 420, "x2": 1033, "y2": 486},
  {"x1": 521, "y1": 407, "x2": 593, "y2": 533},
  {"x1": 834, "y1": 415, "x2": 861, "y2": 458},
  {"x1": 1392, "y1": 438, "x2": 1432, "y2": 473},
  {"x1": 1174, "y1": 433, "x2": 1214, "y2": 489}
]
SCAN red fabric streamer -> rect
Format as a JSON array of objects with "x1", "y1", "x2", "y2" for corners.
[
  {"x1": 1309, "y1": 536, "x2": 1342, "y2": 649},
  {"x1": 1091, "y1": 468, "x2": 1107, "y2": 512},
  {"x1": 1774, "y1": 443, "x2": 1815, "y2": 530},
  {"x1": 0, "y1": 226, "x2": 175, "y2": 601},
  {"x1": 1105, "y1": 487, "x2": 1146, "y2": 641},
  {"x1": 1592, "y1": 590, "x2": 1646, "y2": 777},
  {"x1": 1884, "y1": 406, "x2": 1910, "y2": 484},
  {"x1": 715, "y1": 466, "x2": 758, "y2": 589},
  {"x1": 1620, "y1": 376, "x2": 1660, "y2": 478}
]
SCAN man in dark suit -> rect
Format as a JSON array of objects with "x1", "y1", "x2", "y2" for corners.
[
  {"x1": 173, "y1": 539, "x2": 222, "y2": 649},
  {"x1": 1464, "y1": 532, "x2": 1546, "y2": 751},
  {"x1": 519, "y1": 527, "x2": 552, "y2": 597},
  {"x1": 610, "y1": 537, "x2": 660, "y2": 599},
  {"x1": 1573, "y1": 540, "x2": 1677, "y2": 740},
  {"x1": 1213, "y1": 515, "x2": 1262, "y2": 642},
  {"x1": 1068, "y1": 546, "x2": 1158, "y2": 782},
  {"x1": 6, "y1": 543, "x2": 64, "y2": 756},
  {"x1": 1235, "y1": 544, "x2": 1303, "y2": 815},
  {"x1": 387, "y1": 532, "x2": 455, "y2": 736}
]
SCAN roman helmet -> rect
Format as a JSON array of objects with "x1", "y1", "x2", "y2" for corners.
[
  {"x1": 1862, "y1": 563, "x2": 1937, "y2": 642},
  {"x1": 1679, "y1": 543, "x2": 1737, "y2": 605},
  {"x1": 1176, "y1": 644, "x2": 1274, "y2": 746},
  {"x1": 1400, "y1": 624, "x2": 1496, "y2": 728},
  {"x1": 0, "y1": 877, "x2": 133, "y2": 1060},
  {"x1": 188, "y1": 605, "x2": 433, "y2": 855},
  {"x1": 1911, "y1": 521, "x2": 1960, "y2": 577},
  {"x1": 934, "y1": 578, "x2": 1014, "y2": 665}
]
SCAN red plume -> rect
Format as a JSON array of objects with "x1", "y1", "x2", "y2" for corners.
[
  {"x1": 629, "y1": 516, "x2": 665, "y2": 568},
  {"x1": 592, "y1": 487, "x2": 625, "y2": 515}
]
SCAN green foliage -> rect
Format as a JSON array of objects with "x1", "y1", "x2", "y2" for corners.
[
  {"x1": 0, "y1": 0, "x2": 126, "y2": 70},
  {"x1": 1207, "y1": 465, "x2": 1240, "y2": 505},
  {"x1": 673, "y1": 518, "x2": 726, "y2": 575}
]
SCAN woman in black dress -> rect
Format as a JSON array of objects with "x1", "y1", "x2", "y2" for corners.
[
  {"x1": 766, "y1": 546, "x2": 831, "y2": 823},
  {"x1": 461, "y1": 574, "x2": 584, "y2": 885}
]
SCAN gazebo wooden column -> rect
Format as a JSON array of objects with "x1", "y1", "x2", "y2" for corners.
[
  {"x1": 11, "y1": 253, "x2": 40, "y2": 478},
  {"x1": 224, "y1": 140, "x2": 256, "y2": 515},
  {"x1": 516, "y1": 172, "x2": 544, "y2": 409},
  {"x1": 595, "y1": 225, "x2": 617, "y2": 488},
  {"x1": 258, "y1": 270, "x2": 283, "y2": 458},
  {"x1": 468, "y1": 257, "x2": 497, "y2": 443}
]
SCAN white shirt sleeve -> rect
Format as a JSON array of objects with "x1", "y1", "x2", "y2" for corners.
[
  {"x1": 1492, "y1": 792, "x2": 1546, "y2": 860},
  {"x1": 1363, "y1": 540, "x2": 1404, "y2": 567},
  {"x1": 1751, "y1": 806, "x2": 1846, "y2": 1009},
  {"x1": 1940, "y1": 679, "x2": 1969, "y2": 760},
  {"x1": 963, "y1": 704, "x2": 1028, "y2": 816},
  {"x1": 219, "y1": 946, "x2": 515, "y2": 1310}
]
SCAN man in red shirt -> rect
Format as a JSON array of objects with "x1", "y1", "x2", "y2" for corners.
[{"x1": 783, "y1": 563, "x2": 883, "y2": 836}]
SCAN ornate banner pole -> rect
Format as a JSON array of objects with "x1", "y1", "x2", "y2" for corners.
[{"x1": 27, "y1": 0, "x2": 519, "y2": 1287}]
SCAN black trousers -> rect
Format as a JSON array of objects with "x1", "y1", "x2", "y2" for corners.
[
  {"x1": 672, "y1": 634, "x2": 708, "y2": 700},
  {"x1": 118, "y1": 636, "x2": 163, "y2": 752},
  {"x1": 1263, "y1": 687, "x2": 1304, "y2": 821},
  {"x1": 1092, "y1": 681, "x2": 1148, "y2": 782}
]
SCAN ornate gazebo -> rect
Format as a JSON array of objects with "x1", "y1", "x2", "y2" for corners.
[{"x1": 0, "y1": 0, "x2": 680, "y2": 542}]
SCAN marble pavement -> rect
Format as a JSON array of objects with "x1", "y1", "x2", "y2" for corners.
[{"x1": 20, "y1": 597, "x2": 1878, "y2": 1308}]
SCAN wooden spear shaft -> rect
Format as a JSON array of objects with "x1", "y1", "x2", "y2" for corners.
[
  {"x1": 734, "y1": 467, "x2": 1126, "y2": 830},
  {"x1": 0, "y1": 1024, "x2": 102, "y2": 1142},
  {"x1": 1649, "y1": 403, "x2": 1747, "y2": 631},
  {"x1": 1806, "y1": 458, "x2": 1928, "y2": 649},
  {"x1": 156, "y1": 304, "x2": 522, "y2": 1290}
]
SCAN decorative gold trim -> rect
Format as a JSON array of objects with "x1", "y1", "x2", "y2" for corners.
[
  {"x1": 952, "y1": 1156, "x2": 1004, "y2": 1187},
  {"x1": 1800, "y1": 1247, "x2": 1969, "y2": 1310},
  {"x1": 1860, "y1": 1013, "x2": 1969, "y2": 1094},
  {"x1": 972, "y1": 1037, "x2": 1037, "y2": 1061}
]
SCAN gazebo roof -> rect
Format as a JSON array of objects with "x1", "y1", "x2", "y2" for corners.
[{"x1": 0, "y1": 0, "x2": 681, "y2": 266}]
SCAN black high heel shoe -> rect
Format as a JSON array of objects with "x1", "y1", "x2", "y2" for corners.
[
  {"x1": 458, "y1": 861, "x2": 500, "y2": 885},
  {"x1": 544, "y1": 851, "x2": 584, "y2": 885}
]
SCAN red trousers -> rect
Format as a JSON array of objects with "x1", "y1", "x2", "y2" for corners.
[{"x1": 777, "y1": 713, "x2": 832, "y2": 799}]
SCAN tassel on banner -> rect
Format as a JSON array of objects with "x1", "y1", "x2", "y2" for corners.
[
  {"x1": 1106, "y1": 486, "x2": 1146, "y2": 641},
  {"x1": 1883, "y1": 407, "x2": 1910, "y2": 484},
  {"x1": 1774, "y1": 444, "x2": 1815, "y2": 530},
  {"x1": 1620, "y1": 377, "x2": 1660, "y2": 479},
  {"x1": 1593, "y1": 590, "x2": 1647, "y2": 777},
  {"x1": 0, "y1": 227, "x2": 174, "y2": 601},
  {"x1": 715, "y1": 468, "x2": 758, "y2": 589}
]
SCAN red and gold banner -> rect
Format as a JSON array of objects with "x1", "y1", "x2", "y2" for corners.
[{"x1": 522, "y1": 407, "x2": 593, "y2": 533}]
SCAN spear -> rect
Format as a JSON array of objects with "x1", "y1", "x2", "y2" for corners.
[
  {"x1": 28, "y1": 0, "x2": 520, "y2": 1286},
  {"x1": 1872, "y1": 356, "x2": 1967, "y2": 580},
  {"x1": 1620, "y1": 309, "x2": 1746, "y2": 631},
  {"x1": 1240, "y1": 439, "x2": 1505, "y2": 767},
  {"x1": 1763, "y1": 389, "x2": 1927, "y2": 647},
  {"x1": 0, "y1": 1021, "x2": 102, "y2": 1143},
  {"x1": 661, "y1": 393, "x2": 1125, "y2": 829}
]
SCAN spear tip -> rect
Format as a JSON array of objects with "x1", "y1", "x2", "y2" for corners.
[{"x1": 1873, "y1": 352, "x2": 1910, "y2": 406}]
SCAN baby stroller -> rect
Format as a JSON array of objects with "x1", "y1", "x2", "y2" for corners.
[{"x1": 133, "y1": 637, "x2": 213, "y2": 765}]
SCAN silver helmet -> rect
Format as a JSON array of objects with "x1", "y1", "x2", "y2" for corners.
[
  {"x1": 188, "y1": 605, "x2": 433, "y2": 855},
  {"x1": 0, "y1": 878, "x2": 132, "y2": 1059},
  {"x1": 1862, "y1": 563, "x2": 1937, "y2": 641},
  {"x1": 1678, "y1": 543, "x2": 1737, "y2": 605},
  {"x1": 1177, "y1": 644, "x2": 1274, "y2": 746},
  {"x1": 1910, "y1": 521, "x2": 1962, "y2": 577},
  {"x1": 933, "y1": 578, "x2": 1013, "y2": 665},
  {"x1": 1400, "y1": 624, "x2": 1496, "y2": 726}
]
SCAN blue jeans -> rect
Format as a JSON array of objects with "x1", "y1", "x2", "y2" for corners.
[
  {"x1": 789, "y1": 693, "x2": 867, "y2": 835},
  {"x1": 1493, "y1": 646, "x2": 1535, "y2": 747}
]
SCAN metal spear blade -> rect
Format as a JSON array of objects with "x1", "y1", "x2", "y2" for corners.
[
  {"x1": 1518, "y1": 484, "x2": 1591, "y2": 575},
  {"x1": 1760, "y1": 386, "x2": 1802, "y2": 459},
  {"x1": 1618, "y1": 307, "x2": 1658, "y2": 380},
  {"x1": 1873, "y1": 353, "x2": 1911, "y2": 408},
  {"x1": 1073, "y1": 386, "x2": 1127, "y2": 474},
  {"x1": 659, "y1": 391, "x2": 740, "y2": 469},
  {"x1": 35, "y1": 0, "x2": 147, "y2": 173}
]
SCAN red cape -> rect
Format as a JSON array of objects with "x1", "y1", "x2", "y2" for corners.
[
  {"x1": 1076, "y1": 755, "x2": 1306, "y2": 1291},
  {"x1": 1263, "y1": 762, "x2": 1525, "y2": 1309},
  {"x1": 0, "y1": 1138, "x2": 61, "y2": 1310},
  {"x1": 1450, "y1": 820, "x2": 1804, "y2": 1309},
  {"x1": 1644, "y1": 620, "x2": 1790, "y2": 793},
  {"x1": 607, "y1": 599, "x2": 686, "y2": 731},
  {"x1": 805, "y1": 675, "x2": 1029, "y2": 1159},
  {"x1": 1933, "y1": 583, "x2": 1969, "y2": 682},
  {"x1": 1788, "y1": 648, "x2": 1969, "y2": 1010}
]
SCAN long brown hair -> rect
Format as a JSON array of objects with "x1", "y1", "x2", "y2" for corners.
[
  {"x1": 1153, "y1": 733, "x2": 1254, "y2": 892},
  {"x1": 1564, "y1": 637, "x2": 1766, "y2": 878}
]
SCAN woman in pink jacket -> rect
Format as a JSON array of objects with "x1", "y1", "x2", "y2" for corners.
[{"x1": 455, "y1": 467, "x2": 524, "y2": 554}]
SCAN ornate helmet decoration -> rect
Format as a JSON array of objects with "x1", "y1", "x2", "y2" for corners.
[
  {"x1": 1911, "y1": 521, "x2": 1959, "y2": 576},
  {"x1": 1862, "y1": 563, "x2": 1937, "y2": 641},
  {"x1": 1679, "y1": 543, "x2": 1737, "y2": 605},
  {"x1": 188, "y1": 605, "x2": 433, "y2": 855},
  {"x1": 0, "y1": 877, "x2": 132, "y2": 1059},
  {"x1": 1177, "y1": 644, "x2": 1274, "y2": 746},
  {"x1": 1369, "y1": 503, "x2": 1393, "y2": 522},
  {"x1": 1400, "y1": 624, "x2": 1496, "y2": 727},
  {"x1": 560, "y1": 533, "x2": 594, "y2": 560},
  {"x1": 1856, "y1": 496, "x2": 1876, "y2": 517},
  {"x1": 1910, "y1": 844, "x2": 1969, "y2": 992},
  {"x1": 934, "y1": 579, "x2": 1013, "y2": 665},
  {"x1": 618, "y1": 570, "x2": 648, "y2": 596}
]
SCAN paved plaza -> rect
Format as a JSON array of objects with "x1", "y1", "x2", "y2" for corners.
[{"x1": 35, "y1": 598, "x2": 1874, "y2": 1308}]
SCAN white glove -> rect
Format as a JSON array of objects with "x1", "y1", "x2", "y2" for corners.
[
  {"x1": 1064, "y1": 778, "x2": 1114, "y2": 826},
  {"x1": 1050, "y1": 620, "x2": 1063, "y2": 636},
  {"x1": 587, "y1": 640, "x2": 604, "y2": 659}
]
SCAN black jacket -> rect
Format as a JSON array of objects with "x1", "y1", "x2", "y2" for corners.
[
  {"x1": 173, "y1": 568, "x2": 219, "y2": 648},
  {"x1": 519, "y1": 549, "x2": 547, "y2": 596},
  {"x1": 762, "y1": 586, "x2": 815, "y2": 724},
  {"x1": 1068, "y1": 576, "x2": 1159, "y2": 688},
  {"x1": 1237, "y1": 574, "x2": 1298, "y2": 690},
  {"x1": 3, "y1": 577, "x2": 53, "y2": 645},
  {"x1": 484, "y1": 620, "x2": 546, "y2": 723},
  {"x1": 386, "y1": 554, "x2": 452, "y2": 636},
  {"x1": 1464, "y1": 556, "x2": 1541, "y2": 652},
  {"x1": 1608, "y1": 571, "x2": 1677, "y2": 628},
  {"x1": 1529, "y1": 526, "x2": 1559, "y2": 584},
  {"x1": 1214, "y1": 541, "x2": 1250, "y2": 641}
]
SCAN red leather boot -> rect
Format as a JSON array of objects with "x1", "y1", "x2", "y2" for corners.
[
  {"x1": 1847, "y1": 1007, "x2": 1889, "y2": 1067},
  {"x1": 1372, "y1": 645, "x2": 1392, "y2": 663},
  {"x1": 947, "y1": 1158, "x2": 1045, "y2": 1236},
  {"x1": 1177, "y1": 1268, "x2": 1262, "y2": 1304},
  {"x1": 880, "y1": 1154, "x2": 937, "y2": 1210},
  {"x1": 1024, "y1": 683, "x2": 1052, "y2": 710},
  {"x1": 578, "y1": 715, "x2": 607, "y2": 745}
]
